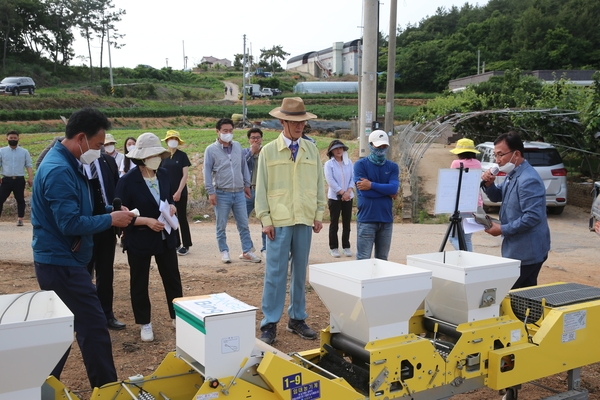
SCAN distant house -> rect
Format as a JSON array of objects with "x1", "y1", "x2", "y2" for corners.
[
  {"x1": 449, "y1": 70, "x2": 596, "y2": 92},
  {"x1": 286, "y1": 40, "x2": 361, "y2": 78},
  {"x1": 200, "y1": 56, "x2": 232, "y2": 68}
]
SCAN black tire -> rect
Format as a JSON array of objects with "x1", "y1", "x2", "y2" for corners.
[
  {"x1": 28, "y1": 88, "x2": 34, "y2": 95},
  {"x1": 505, "y1": 387, "x2": 518, "y2": 400},
  {"x1": 14, "y1": 88, "x2": 20, "y2": 96},
  {"x1": 548, "y1": 206, "x2": 564, "y2": 215}
]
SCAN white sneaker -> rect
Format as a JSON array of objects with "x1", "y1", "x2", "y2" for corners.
[
  {"x1": 342, "y1": 248, "x2": 353, "y2": 257},
  {"x1": 172, "y1": 319, "x2": 176, "y2": 328},
  {"x1": 241, "y1": 251, "x2": 261, "y2": 263},
  {"x1": 329, "y1": 249, "x2": 341, "y2": 258},
  {"x1": 221, "y1": 250, "x2": 231, "y2": 263},
  {"x1": 141, "y1": 323, "x2": 154, "y2": 342}
]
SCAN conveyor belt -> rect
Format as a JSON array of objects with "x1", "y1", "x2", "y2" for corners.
[{"x1": 510, "y1": 283, "x2": 600, "y2": 321}]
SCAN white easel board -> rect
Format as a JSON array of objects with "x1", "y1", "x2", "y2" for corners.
[{"x1": 434, "y1": 168, "x2": 481, "y2": 215}]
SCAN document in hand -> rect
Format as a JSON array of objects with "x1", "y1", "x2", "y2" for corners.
[{"x1": 158, "y1": 200, "x2": 179, "y2": 234}]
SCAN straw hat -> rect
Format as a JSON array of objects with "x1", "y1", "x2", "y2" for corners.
[
  {"x1": 450, "y1": 138, "x2": 480, "y2": 154},
  {"x1": 126, "y1": 132, "x2": 169, "y2": 160},
  {"x1": 162, "y1": 130, "x2": 184, "y2": 144},
  {"x1": 369, "y1": 130, "x2": 389, "y2": 147},
  {"x1": 327, "y1": 139, "x2": 349, "y2": 158},
  {"x1": 104, "y1": 133, "x2": 117, "y2": 145},
  {"x1": 269, "y1": 97, "x2": 317, "y2": 121}
]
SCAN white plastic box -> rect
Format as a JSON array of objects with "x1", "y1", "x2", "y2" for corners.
[
  {"x1": 309, "y1": 259, "x2": 432, "y2": 343},
  {"x1": 407, "y1": 251, "x2": 520, "y2": 325},
  {"x1": 174, "y1": 293, "x2": 256, "y2": 378},
  {"x1": 0, "y1": 291, "x2": 73, "y2": 400}
]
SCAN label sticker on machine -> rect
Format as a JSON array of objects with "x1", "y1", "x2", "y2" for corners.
[
  {"x1": 563, "y1": 310, "x2": 586, "y2": 334},
  {"x1": 283, "y1": 373, "x2": 321, "y2": 399},
  {"x1": 196, "y1": 393, "x2": 219, "y2": 400}
]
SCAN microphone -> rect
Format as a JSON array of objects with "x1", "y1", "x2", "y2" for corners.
[
  {"x1": 112, "y1": 198, "x2": 122, "y2": 237},
  {"x1": 112, "y1": 197, "x2": 122, "y2": 211},
  {"x1": 481, "y1": 166, "x2": 500, "y2": 188}
]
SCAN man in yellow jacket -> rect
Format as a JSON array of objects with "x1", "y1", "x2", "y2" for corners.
[{"x1": 255, "y1": 97, "x2": 326, "y2": 345}]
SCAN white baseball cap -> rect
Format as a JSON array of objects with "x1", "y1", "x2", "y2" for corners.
[{"x1": 369, "y1": 130, "x2": 389, "y2": 147}]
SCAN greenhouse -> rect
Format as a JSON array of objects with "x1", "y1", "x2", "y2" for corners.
[{"x1": 293, "y1": 82, "x2": 358, "y2": 94}]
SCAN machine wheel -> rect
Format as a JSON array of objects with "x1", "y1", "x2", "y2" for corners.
[
  {"x1": 548, "y1": 206, "x2": 564, "y2": 215},
  {"x1": 28, "y1": 88, "x2": 34, "y2": 95},
  {"x1": 12, "y1": 89, "x2": 19, "y2": 96},
  {"x1": 504, "y1": 387, "x2": 518, "y2": 400}
]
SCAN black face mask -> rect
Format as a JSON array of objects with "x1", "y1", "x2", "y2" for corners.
[{"x1": 8, "y1": 140, "x2": 18, "y2": 147}]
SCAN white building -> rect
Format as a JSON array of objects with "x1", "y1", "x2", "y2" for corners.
[{"x1": 286, "y1": 40, "x2": 361, "y2": 78}]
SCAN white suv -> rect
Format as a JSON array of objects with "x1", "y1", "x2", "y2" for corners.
[{"x1": 476, "y1": 141, "x2": 568, "y2": 215}]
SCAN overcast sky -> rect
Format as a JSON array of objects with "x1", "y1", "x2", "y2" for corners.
[{"x1": 72, "y1": 0, "x2": 486, "y2": 70}]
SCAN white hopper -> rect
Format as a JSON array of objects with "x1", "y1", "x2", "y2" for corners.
[
  {"x1": 309, "y1": 259, "x2": 432, "y2": 343},
  {"x1": 0, "y1": 291, "x2": 73, "y2": 400},
  {"x1": 407, "y1": 251, "x2": 520, "y2": 325}
]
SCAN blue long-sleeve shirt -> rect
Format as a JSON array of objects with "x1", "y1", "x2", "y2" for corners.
[{"x1": 353, "y1": 158, "x2": 400, "y2": 223}]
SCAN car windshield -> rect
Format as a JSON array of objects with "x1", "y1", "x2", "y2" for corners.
[
  {"x1": 523, "y1": 148, "x2": 563, "y2": 167},
  {"x1": 1, "y1": 78, "x2": 19, "y2": 83}
]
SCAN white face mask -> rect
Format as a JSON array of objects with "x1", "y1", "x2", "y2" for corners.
[
  {"x1": 167, "y1": 139, "x2": 179, "y2": 149},
  {"x1": 104, "y1": 145, "x2": 115, "y2": 154},
  {"x1": 498, "y1": 152, "x2": 516, "y2": 174},
  {"x1": 219, "y1": 133, "x2": 233, "y2": 143},
  {"x1": 79, "y1": 136, "x2": 101, "y2": 165},
  {"x1": 127, "y1": 145, "x2": 136, "y2": 153},
  {"x1": 144, "y1": 156, "x2": 162, "y2": 170}
]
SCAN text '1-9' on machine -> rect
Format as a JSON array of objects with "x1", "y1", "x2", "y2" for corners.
[{"x1": 2, "y1": 251, "x2": 600, "y2": 400}]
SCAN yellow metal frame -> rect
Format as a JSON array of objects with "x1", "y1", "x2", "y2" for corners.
[{"x1": 43, "y1": 283, "x2": 600, "y2": 400}]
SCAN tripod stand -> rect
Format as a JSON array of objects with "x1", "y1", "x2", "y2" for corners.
[{"x1": 439, "y1": 163, "x2": 468, "y2": 252}]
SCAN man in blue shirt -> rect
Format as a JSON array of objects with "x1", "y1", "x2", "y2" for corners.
[
  {"x1": 354, "y1": 130, "x2": 400, "y2": 260},
  {"x1": 0, "y1": 130, "x2": 33, "y2": 226},
  {"x1": 31, "y1": 108, "x2": 134, "y2": 388}
]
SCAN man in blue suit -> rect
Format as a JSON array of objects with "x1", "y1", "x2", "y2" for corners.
[{"x1": 481, "y1": 132, "x2": 551, "y2": 289}]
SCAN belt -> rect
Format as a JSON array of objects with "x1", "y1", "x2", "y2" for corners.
[
  {"x1": 216, "y1": 187, "x2": 244, "y2": 193},
  {"x1": 2, "y1": 176, "x2": 24, "y2": 180}
]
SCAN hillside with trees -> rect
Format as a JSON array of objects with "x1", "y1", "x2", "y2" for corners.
[{"x1": 387, "y1": 0, "x2": 600, "y2": 92}]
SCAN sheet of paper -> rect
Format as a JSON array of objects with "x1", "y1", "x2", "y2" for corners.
[
  {"x1": 434, "y1": 168, "x2": 482, "y2": 214},
  {"x1": 159, "y1": 200, "x2": 179, "y2": 234},
  {"x1": 463, "y1": 217, "x2": 486, "y2": 234}
]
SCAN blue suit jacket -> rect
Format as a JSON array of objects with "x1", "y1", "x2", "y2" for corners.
[
  {"x1": 484, "y1": 160, "x2": 550, "y2": 265},
  {"x1": 115, "y1": 167, "x2": 178, "y2": 255}
]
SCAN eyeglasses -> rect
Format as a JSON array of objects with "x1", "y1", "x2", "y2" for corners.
[
  {"x1": 494, "y1": 150, "x2": 515, "y2": 159},
  {"x1": 249, "y1": 136, "x2": 262, "y2": 140}
]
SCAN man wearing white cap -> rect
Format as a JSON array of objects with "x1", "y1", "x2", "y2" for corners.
[
  {"x1": 255, "y1": 97, "x2": 326, "y2": 345},
  {"x1": 354, "y1": 130, "x2": 399, "y2": 260}
]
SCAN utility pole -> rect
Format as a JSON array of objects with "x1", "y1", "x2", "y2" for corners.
[
  {"x1": 384, "y1": 0, "x2": 398, "y2": 138},
  {"x1": 242, "y1": 34, "x2": 247, "y2": 126},
  {"x1": 107, "y1": 23, "x2": 114, "y2": 96},
  {"x1": 359, "y1": 0, "x2": 379, "y2": 158}
]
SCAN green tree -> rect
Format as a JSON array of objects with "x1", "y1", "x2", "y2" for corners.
[{"x1": 259, "y1": 45, "x2": 289, "y2": 73}]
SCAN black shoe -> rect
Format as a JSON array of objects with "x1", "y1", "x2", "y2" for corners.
[
  {"x1": 107, "y1": 318, "x2": 126, "y2": 330},
  {"x1": 286, "y1": 319, "x2": 317, "y2": 340},
  {"x1": 177, "y1": 247, "x2": 189, "y2": 256},
  {"x1": 259, "y1": 323, "x2": 277, "y2": 345}
]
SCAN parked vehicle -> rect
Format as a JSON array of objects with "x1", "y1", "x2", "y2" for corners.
[
  {"x1": 271, "y1": 88, "x2": 282, "y2": 96},
  {"x1": 0, "y1": 77, "x2": 36, "y2": 95},
  {"x1": 238, "y1": 84, "x2": 262, "y2": 99},
  {"x1": 476, "y1": 141, "x2": 568, "y2": 214},
  {"x1": 260, "y1": 88, "x2": 274, "y2": 97}
]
